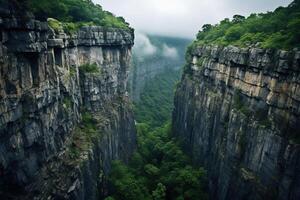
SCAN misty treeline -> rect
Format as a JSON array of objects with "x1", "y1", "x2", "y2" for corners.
[{"x1": 195, "y1": 0, "x2": 300, "y2": 49}]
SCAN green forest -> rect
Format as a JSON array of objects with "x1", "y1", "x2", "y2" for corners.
[
  {"x1": 133, "y1": 70, "x2": 181, "y2": 127},
  {"x1": 1, "y1": 0, "x2": 130, "y2": 32},
  {"x1": 106, "y1": 124, "x2": 208, "y2": 200},
  {"x1": 106, "y1": 69, "x2": 208, "y2": 200},
  {"x1": 195, "y1": 0, "x2": 300, "y2": 49}
]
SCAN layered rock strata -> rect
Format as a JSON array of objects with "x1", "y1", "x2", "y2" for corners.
[
  {"x1": 0, "y1": 7, "x2": 136, "y2": 200},
  {"x1": 173, "y1": 45, "x2": 300, "y2": 200}
]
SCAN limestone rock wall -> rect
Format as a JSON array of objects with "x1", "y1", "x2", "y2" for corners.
[
  {"x1": 173, "y1": 45, "x2": 300, "y2": 200},
  {"x1": 0, "y1": 7, "x2": 136, "y2": 200}
]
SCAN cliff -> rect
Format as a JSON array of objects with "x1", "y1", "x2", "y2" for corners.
[
  {"x1": 173, "y1": 45, "x2": 300, "y2": 199},
  {"x1": 0, "y1": 7, "x2": 136, "y2": 200}
]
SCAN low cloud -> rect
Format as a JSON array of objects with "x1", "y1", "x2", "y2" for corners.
[
  {"x1": 97, "y1": 0, "x2": 292, "y2": 38},
  {"x1": 133, "y1": 32, "x2": 157, "y2": 58},
  {"x1": 162, "y1": 44, "x2": 178, "y2": 59}
]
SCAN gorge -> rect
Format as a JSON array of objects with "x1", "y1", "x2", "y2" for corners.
[{"x1": 0, "y1": 0, "x2": 300, "y2": 200}]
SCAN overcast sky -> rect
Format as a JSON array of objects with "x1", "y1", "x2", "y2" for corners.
[{"x1": 95, "y1": 0, "x2": 293, "y2": 38}]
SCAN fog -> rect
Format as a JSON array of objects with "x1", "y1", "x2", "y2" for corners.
[{"x1": 95, "y1": 0, "x2": 292, "y2": 38}]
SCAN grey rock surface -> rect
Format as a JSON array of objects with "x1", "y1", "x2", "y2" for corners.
[
  {"x1": 173, "y1": 45, "x2": 300, "y2": 200},
  {"x1": 0, "y1": 7, "x2": 136, "y2": 200}
]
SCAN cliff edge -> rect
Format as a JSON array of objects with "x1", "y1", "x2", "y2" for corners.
[
  {"x1": 173, "y1": 45, "x2": 300, "y2": 199},
  {"x1": 0, "y1": 5, "x2": 136, "y2": 200}
]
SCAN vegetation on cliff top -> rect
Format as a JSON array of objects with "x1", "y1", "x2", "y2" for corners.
[
  {"x1": 2, "y1": 0, "x2": 131, "y2": 31},
  {"x1": 194, "y1": 0, "x2": 300, "y2": 49}
]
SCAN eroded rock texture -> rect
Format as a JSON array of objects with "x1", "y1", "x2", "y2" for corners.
[
  {"x1": 173, "y1": 45, "x2": 300, "y2": 200},
  {"x1": 0, "y1": 7, "x2": 136, "y2": 200}
]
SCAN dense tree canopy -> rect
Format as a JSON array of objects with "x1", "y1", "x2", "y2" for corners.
[
  {"x1": 27, "y1": 0, "x2": 130, "y2": 29},
  {"x1": 133, "y1": 69, "x2": 181, "y2": 127},
  {"x1": 106, "y1": 124, "x2": 208, "y2": 200},
  {"x1": 195, "y1": 0, "x2": 300, "y2": 49}
]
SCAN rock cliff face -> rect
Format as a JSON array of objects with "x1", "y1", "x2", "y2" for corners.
[
  {"x1": 0, "y1": 7, "x2": 136, "y2": 199},
  {"x1": 173, "y1": 45, "x2": 300, "y2": 199}
]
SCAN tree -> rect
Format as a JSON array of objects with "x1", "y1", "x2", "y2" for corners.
[
  {"x1": 108, "y1": 123, "x2": 208, "y2": 200},
  {"x1": 202, "y1": 24, "x2": 213, "y2": 32},
  {"x1": 26, "y1": 0, "x2": 129, "y2": 29},
  {"x1": 232, "y1": 15, "x2": 245, "y2": 23},
  {"x1": 193, "y1": 0, "x2": 300, "y2": 49},
  {"x1": 220, "y1": 18, "x2": 230, "y2": 25},
  {"x1": 109, "y1": 161, "x2": 151, "y2": 200},
  {"x1": 28, "y1": 0, "x2": 67, "y2": 20},
  {"x1": 225, "y1": 26, "x2": 244, "y2": 42},
  {"x1": 152, "y1": 183, "x2": 166, "y2": 200}
]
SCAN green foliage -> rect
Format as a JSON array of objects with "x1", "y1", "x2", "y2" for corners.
[
  {"x1": 134, "y1": 69, "x2": 181, "y2": 127},
  {"x1": 225, "y1": 25, "x2": 245, "y2": 42},
  {"x1": 67, "y1": 111, "x2": 99, "y2": 160},
  {"x1": 108, "y1": 123, "x2": 208, "y2": 200},
  {"x1": 144, "y1": 164, "x2": 160, "y2": 176},
  {"x1": 109, "y1": 160, "x2": 151, "y2": 200},
  {"x1": 28, "y1": 0, "x2": 68, "y2": 20},
  {"x1": 233, "y1": 90, "x2": 251, "y2": 117},
  {"x1": 63, "y1": 96, "x2": 72, "y2": 109},
  {"x1": 232, "y1": 15, "x2": 246, "y2": 23},
  {"x1": 196, "y1": 57, "x2": 207, "y2": 68},
  {"x1": 152, "y1": 183, "x2": 166, "y2": 200},
  {"x1": 202, "y1": 24, "x2": 213, "y2": 32},
  {"x1": 261, "y1": 32, "x2": 290, "y2": 49},
  {"x1": 81, "y1": 112, "x2": 97, "y2": 134},
  {"x1": 79, "y1": 63, "x2": 100, "y2": 74},
  {"x1": 47, "y1": 18, "x2": 95, "y2": 35},
  {"x1": 195, "y1": 1, "x2": 300, "y2": 49},
  {"x1": 104, "y1": 197, "x2": 116, "y2": 200},
  {"x1": 69, "y1": 66, "x2": 77, "y2": 77},
  {"x1": 100, "y1": 14, "x2": 129, "y2": 29},
  {"x1": 234, "y1": 32, "x2": 266, "y2": 47},
  {"x1": 27, "y1": 0, "x2": 130, "y2": 29},
  {"x1": 109, "y1": 35, "x2": 206, "y2": 199},
  {"x1": 47, "y1": 18, "x2": 63, "y2": 33}
]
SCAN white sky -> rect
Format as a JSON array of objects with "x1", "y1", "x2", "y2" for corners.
[{"x1": 95, "y1": 0, "x2": 293, "y2": 38}]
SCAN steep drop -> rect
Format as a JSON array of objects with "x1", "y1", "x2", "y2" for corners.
[
  {"x1": 173, "y1": 45, "x2": 300, "y2": 200},
  {"x1": 0, "y1": 2, "x2": 136, "y2": 199}
]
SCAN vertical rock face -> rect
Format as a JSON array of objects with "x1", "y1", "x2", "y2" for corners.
[
  {"x1": 0, "y1": 7, "x2": 136, "y2": 199},
  {"x1": 173, "y1": 45, "x2": 300, "y2": 200}
]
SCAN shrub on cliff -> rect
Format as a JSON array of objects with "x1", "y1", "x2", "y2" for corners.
[
  {"x1": 195, "y1": 0, "x2": 300, "y2": 49},
  {"x1": 79, "y1": 63, "x2": 100, "y2": 74},
  {"x1": 47, "y1": 18, "x2": 63, "y2": 33}
]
